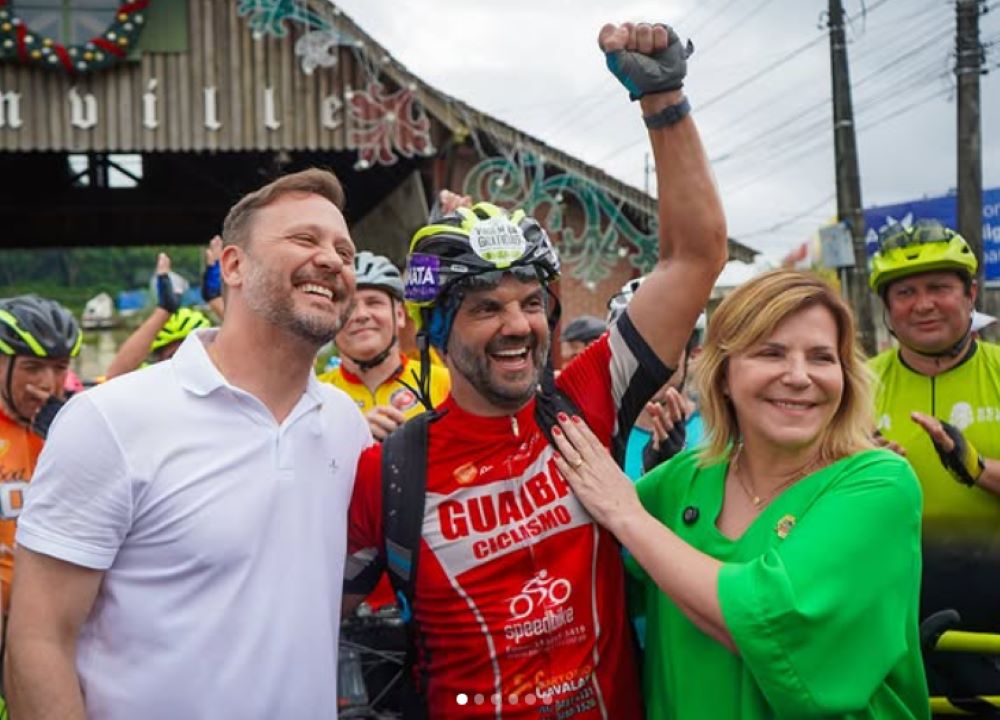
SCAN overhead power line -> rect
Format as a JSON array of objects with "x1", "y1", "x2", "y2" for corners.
[{"x1": 737, "y1": 192, "x2": 837, "y2": 238}]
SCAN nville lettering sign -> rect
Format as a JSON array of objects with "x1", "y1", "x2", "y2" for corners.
[{"x1": 0, "y1": 80, "x2": 348, "y2": 131}]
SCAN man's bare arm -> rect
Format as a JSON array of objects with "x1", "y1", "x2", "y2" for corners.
[
  {"x1": 600, "y1": 23, "x2": 728, "y2": 367},
  {"x1": 5, "y1": 547, "x2": 104, "y2": 720}
]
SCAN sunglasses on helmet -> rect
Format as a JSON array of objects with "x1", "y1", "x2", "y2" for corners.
[{"x1": 876, "y1": 219, "x2": 953, "y2": 253}]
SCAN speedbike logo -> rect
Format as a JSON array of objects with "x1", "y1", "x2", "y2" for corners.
[
  {"x1": 503, "y1": 570, "x2": 574, "y2": 645},
  {"x1": 423, "y1": 451, "x2": 593, "y2": 577}
]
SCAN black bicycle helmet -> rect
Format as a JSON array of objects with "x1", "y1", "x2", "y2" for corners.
[
  {"x1": 401, "y1": 202, "x2": 563, "y2": 410},
  {"x1": 562, "y1": 315, "x2": 607, "y2": 344},
  {"x1": 0, "y1": 295, "x2": 82, "y2": 358},
  {"x1": 405, "y1": 202, "x2": 560, "y2": 319}
]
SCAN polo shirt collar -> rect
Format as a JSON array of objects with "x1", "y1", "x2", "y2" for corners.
[
  {"x1": 173, "y1": 329, "x2": 326, "y2": 412},
  {"x1": 173, "y1": 329, "x2": 227, "y2": 397}
]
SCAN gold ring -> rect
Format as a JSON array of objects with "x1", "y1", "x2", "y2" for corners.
[{"x1": 572, "y1": 457, "x2": 583, "y2": 469}]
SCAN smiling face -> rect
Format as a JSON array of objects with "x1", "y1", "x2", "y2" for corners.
[
  {"x1": 235, "y1": 192, "x2": 357, "y2": 345},
  {"x1": 725, "y1": 304, "x2": 844, "y2": 456},
  {"x1": 334, "y1": 287, "x2": 403, "y2": 362},
  {"x1": 0, "y1": 354, "x2": 69, "y2": 421},
  {"x1": 446, "y1": 275, "x2": 549, "y2": 415},
  {"x1": 885, "y1": 270, "x2": 975, "y2": 354}
]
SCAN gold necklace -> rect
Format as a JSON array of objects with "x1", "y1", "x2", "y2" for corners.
[{"x1": 731, "y1": 444, "x2": 806, "y2": 509}]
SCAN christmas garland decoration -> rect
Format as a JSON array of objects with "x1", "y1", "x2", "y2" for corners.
[
  {"x1": 463, "y1": 151, "x2": 658, "y2": 284},
  {"x1": 0, "y1": 0, "x2": 150, "y2": 74}
]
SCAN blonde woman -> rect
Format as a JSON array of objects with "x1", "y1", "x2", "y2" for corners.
[{"x1": 551, "y1": 270, "x2": 929, "y2": 719}]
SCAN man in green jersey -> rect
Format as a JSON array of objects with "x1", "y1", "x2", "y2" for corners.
[{"x1": 868, "y1": 220, "x2": 1000, "y2": 692}]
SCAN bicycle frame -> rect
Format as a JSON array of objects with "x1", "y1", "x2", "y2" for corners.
[{"x1": 921, "y1": 610, "x2": 1000, "y2": 717}]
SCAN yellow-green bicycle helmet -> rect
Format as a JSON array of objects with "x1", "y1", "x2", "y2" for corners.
[
  {"x1": 151, "y1": 308, "x2": 212, "y2": 352},
  {"x1": 869, "y1": 219, "x2": 978, "y2": 296}
]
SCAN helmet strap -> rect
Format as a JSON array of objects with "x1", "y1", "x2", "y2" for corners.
[
  {"x1": 393, "y1": 324, "x2": 434, "y2": 414},
  {"x1": 536, "y1": 284, "x2": 563, "y2": 400},
  {"x1": 883, "y1": 306, "x2": 975, "y2": 361},
  {"x1": 342, "y1": 299, "x2": 401, "y2": 372},
  {"x1": 2, "y1": 356, "x2": 34, "y2": 428}
]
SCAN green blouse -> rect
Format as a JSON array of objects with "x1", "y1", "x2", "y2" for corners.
[{"x1": 629, "y1": 448, "x2": 929, "y2": 719}]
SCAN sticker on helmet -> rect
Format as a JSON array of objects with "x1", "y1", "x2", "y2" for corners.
[
  {"x1": 469, "y1": 217, "x2": 527, "y2": 269},
  {"x1": 405, "y1": 254, "x2": 442, "y2": 302}
]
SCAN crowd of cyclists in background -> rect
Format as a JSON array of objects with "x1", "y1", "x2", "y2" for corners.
[{"x1": 0, "y1": 18, "x2": 998, "y2": 720}]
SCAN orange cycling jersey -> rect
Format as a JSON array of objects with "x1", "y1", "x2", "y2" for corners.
[
  {"x1": 319, "y1": 353, "x2": 450, "y2": 417},
  {"x1": 0, "y1": 407, "x2": 42, "y2": 611}
]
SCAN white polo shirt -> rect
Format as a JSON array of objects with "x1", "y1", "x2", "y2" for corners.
[{"x1": 17, "y1": 329, "x2": 371, "y2": 720}]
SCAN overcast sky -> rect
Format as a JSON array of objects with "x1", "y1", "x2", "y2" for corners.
[{"x1": 330, "y1": 0, "x2": 999, "y2": 263}]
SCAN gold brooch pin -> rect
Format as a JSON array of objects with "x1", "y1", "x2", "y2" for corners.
[{"x1": 775, "y1": 514, "x2": 796, "y2": 539}]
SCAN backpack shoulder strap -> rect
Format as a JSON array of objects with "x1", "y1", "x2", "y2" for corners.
[
  {"x1": 381, "y1": 411, "x2": 434, "y2": 620},
  {"x1": 380, "y1": 410, "x2": 437, "y2": 720},
  {"x1": 534, "y1": 385, "x2": 582, "y2": 447}
]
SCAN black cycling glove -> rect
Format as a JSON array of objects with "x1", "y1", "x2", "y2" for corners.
[
  {"x1": 641, "y1": 420, "x2": 686, "y2": 474},
  {"x1": 31, "y1": 394, "x2": 68, "y2": 440},
  {"x1": 156, "y1": 273, "x2": 180, "y2": 313},
  {"x1": 604, "y1": 24, "x2": 693, "y2": 100},
  {"x1": 932, "y1": 420, "x2": 985, "y2": 487}
]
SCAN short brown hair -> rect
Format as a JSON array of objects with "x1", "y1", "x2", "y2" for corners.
[
  {"x1": 693, "y1": 269, "x2": 875, "y2": 465},
  {"x1": 222, "y1": 168, "x2": 346, "y2": 249}
]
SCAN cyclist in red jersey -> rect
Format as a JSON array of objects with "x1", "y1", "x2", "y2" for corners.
[{"x1": 344, "y1": 21, "x2": 727, "y2": 719}]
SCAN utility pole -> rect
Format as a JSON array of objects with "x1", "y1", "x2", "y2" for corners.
[
  {"x1": 956, "y1": 0, "x2": 985, "y2": 299},
  {"x1": 828, "y1": 0, "x2": 877, "y2": 355}
]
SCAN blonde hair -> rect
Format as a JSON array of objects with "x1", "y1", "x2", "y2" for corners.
[
  {"x1": 693, "y1": 269, "x2": 874, "y2": 465},
  {"x1": 222, "y1": 168, "x2": 346, "y2": 249}
]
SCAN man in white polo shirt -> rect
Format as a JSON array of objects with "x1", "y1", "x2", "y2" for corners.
[{"x1": 4, "y1": 169, "x2": 371, "y2": 720}]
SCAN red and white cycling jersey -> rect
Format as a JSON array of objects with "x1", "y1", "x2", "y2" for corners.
[{"x1": 347, "y1": 316, "x2": 670, "y2": 719}]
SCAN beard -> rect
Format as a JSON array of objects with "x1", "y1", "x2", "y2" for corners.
[
  {"x1": 242, "y1": 256, "x2": 355, "y2": 346},
  {"x1": 447, "y1": 331, "x2": 549, "y2": 412}
]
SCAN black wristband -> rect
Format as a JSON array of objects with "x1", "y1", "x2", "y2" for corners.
[{"x1": 643, "y1": 97, "x2": 691, "y2": 129}]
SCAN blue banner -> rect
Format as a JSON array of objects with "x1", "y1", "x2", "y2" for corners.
[{"x1": 864, "y1": 188, "x2": 1000, "y2": 285}]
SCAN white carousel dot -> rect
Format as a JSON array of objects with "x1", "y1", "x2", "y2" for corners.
[
  {"x1": 525, "y1": 693, "x2": 537, "y2": 705},
  {"x1": 3, "y1": 40, "x2": 13, "y2": 48},
  {"x1": 95, "y1": 52, "x2": 104, "y2": 60},
  {"x1": 77, "y1": 61, "x2": 87, "y2": 69},
  {"x1": 134, "y1": 15, "x2": 143, "y2": 23},
  {"x1": 473, "y1": 693, "x2": 484, "y2": 705},
  {"x1": 106, "y1": 32, "x2": 116, "y2": 40},
  {"x1": 123, "y1": 22, "x2": 133, "y2": 31},
  {"x1": 455, "y1": 693, "x2": 468, "y2": 706},
  {"x1": 24, "y1": 34, "x2": 34, "y2": 43},
  {"x1": 68, "y1": 47, "x2": 77, "y2": 55},
  {"x1": 508, "y1": 693, "x2": 519, "y2": 705},
  {"x1": 47, "y1": 54, "x2": 58, "y2": 62}
]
